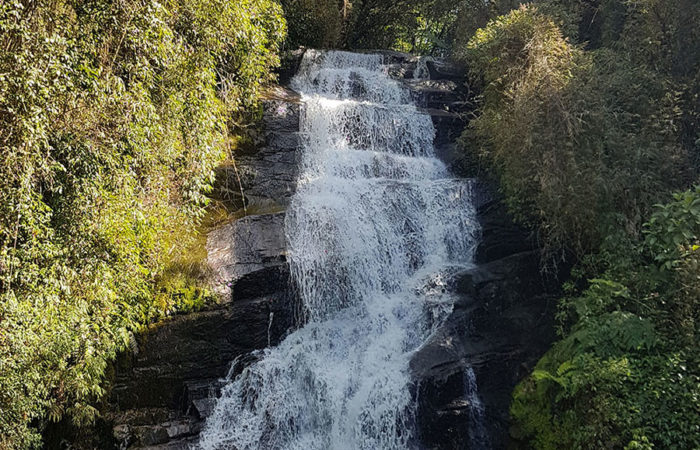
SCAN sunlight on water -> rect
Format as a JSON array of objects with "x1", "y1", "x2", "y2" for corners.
[{"x1": 198, "y1": 50, "x2": 480, "y2": 450}]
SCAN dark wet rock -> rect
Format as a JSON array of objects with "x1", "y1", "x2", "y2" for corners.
[
  {"x1": 215, "y1": 86, "x2": 301, "y2": 209},
  {"x1": 426, "y1": 59, "x2": 466, "y2": 81},
  {"x1": 135, "y1": 436, "x2": 200, "y2": 450},
  {"x1": 377, "y1": 51, "x2": 419, "y2": 79},
  {"x1": 234, "y1": 140, "x2": 300, "y2": 208},
  {"x1": 109, "y1": 414, "x2": 202, "y2": 450},
  {"x1": 372, "y1": 51, "x2": 466, "y2": 83},
  {"x1": 411, "y1": 182, "x2": 554, "y2": 450},
  {"x1": 182, "y1": 379, "x2": 225, "y2": 419},
  {"x1": 277, "y1": 48, "x2": 307, "y2": 85},
  {"x1": 406, "y1": 79, "x2": 461, "y2": 109},
  {"x1": 133, "y1": 426, "x2": 170, "y2": 446},
  {"x1": 190, "y1": 398, "x2": 217, "y2": 421},
  {"x1": 425, "y1": 108, "x2": 467, "y2": 147},
  {"x1": 206, "y1": 212, "x2": 287, "y2": 299},
  {"x1": 412, "y1": 245, "x2": 559, "y2": 449},
  {"x1": 103, "y1": 292, "x2": 295, "y2": 448},
  {"x1": 475, "y1": 199, "x2": 537, "y2": 265},
  {"x1": 397, "y1": 61, "x2": 473, "y2": 149},
  {"x1": 387, "y1": 63, "x2": 416, "y2": 79},
  {"x1": 261, "y1": 87, "x2": 302, "y2": 131},
  {"x1": 110, "y1": 296, "x2": 293, "y2": 412}
]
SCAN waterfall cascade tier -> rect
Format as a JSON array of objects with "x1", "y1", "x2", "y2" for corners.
[{"x1": 199, "y1": 50, "x2": 481, "y2": 450}]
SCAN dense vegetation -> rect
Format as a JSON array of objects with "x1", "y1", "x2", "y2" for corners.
[
  {"x1": 455, "y1": 2, "x2": 699, "y2": 449},
  {"x1": 278, "y1": 0, "x2": 482, "y2": 52},
  {"x1": 279, "y1": 0, "x2": 524, "y2": 53},
  {"x1": 0, "y1": 0, "x2": 284, "y2": 447}
]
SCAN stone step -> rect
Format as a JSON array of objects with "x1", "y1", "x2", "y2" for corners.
[{"x1": 111, "y1": 409, "x2": 202, "y2": 449}]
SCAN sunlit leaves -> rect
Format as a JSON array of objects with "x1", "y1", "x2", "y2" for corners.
[
  {"x1": 644, "y1": 186, "x2": 700, "y2": 270},
  {"x1": 0, "y1": 0, "x2": 285, "y2": 447}
]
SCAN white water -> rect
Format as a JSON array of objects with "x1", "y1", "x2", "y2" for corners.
[
  {"x1": 465, "y1": 367, "x2": 490, "y2": 449},
  {"x1": 199, "y1": 50, "x2": 480, "y2": 450}
]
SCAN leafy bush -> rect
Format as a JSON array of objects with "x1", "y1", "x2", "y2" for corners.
[
  {"x1": 278, "y1": 0, "x2": 511, "y2": 55},
  {"x1": 454, "y1": 4, "x2": 699, "y2": 448},
  {"x1": 511, "y1": 188, "x2": 700, "y2": 449},
  {"x1": 280, "y1": 0, "x2": 343, "y2": 48},
  {"x1": 645, "y1": 187, "x2": 700, "y2": 270},
  {"x1": 345, "y1": 0, "x2": 505, "y2": 54},
  {"x1": 0, "y1": 0, "x2": 284, "y2": 447},
  {"x1": 458, "y1": 5, "x2": 687, "y2": 259}
]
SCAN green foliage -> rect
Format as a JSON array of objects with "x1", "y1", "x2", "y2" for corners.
[
  {"x1": 459, "y1": 5, "x2": 688, "y2": 259},
  {"x1": 513, "y1": 348, "x2": 699, "y2": 450},
  {"x1": 644, "y1": 186, "x2": 700, "y2": 270},
  {"x1": 343, "y1": 0, "x2": 514, "y2": 54},
  {"x1": 512, "y1": 189, "x2": 700, "y2": 449},
  {"x1": 0, "y1": 0, "x2": 284, "y2": 447},
  {"x1": 280, "y1": 0, "x2": 344, "y2": 48},
  {"x1": 349, "y1": 0, "x2": 465, "y2": 53},
  {"x1": 453, "y1": 2, "x2": 700, "y2": 448},
  {"x1": 277, "y1": 0, "x2": 514, "y2": 55}
]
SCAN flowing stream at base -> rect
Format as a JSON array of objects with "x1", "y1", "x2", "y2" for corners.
[{"x1": 199, "y1": 50, "x2": 481, "y2": 449}]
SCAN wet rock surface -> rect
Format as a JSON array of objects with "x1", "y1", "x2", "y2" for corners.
[
  {"x1": 206, "y1": 212, "x2": 288, "y2": 298},
  {"x1": 412, "y1": 188, "x2": 559, "y2": 450},
  {"x1": 214, "y1": 85, "x2": 301, "y2": 210},
  {"x1": 104, "y1": 288, "x2": 295, "y2": 448},
  {"x1": 110, "y1": 294, "x2": 293, "y2": 412}
]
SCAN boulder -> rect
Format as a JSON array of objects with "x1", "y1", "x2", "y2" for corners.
[
  {"x1": 206, "y1": 212, "x2": 287, "y2": 299},
  {"x1": 474, "y1": 199, "x2": 537, "y2": 264},
  {"x1": 277, "y1": 48, "x2": 307, "y2": 85},
  {"x1": 211, "y1": 85, "x2": 301, "y2": 211},
  {"x1": 110, "y1": 294, "x2": 294, "y2": 412},
  {"x1": 426, "y1": 59, "x2": 466, "y2": 81},
  {"x1": 405, "y1": 79, "x2": 461, "y2": 110},
  {"x1": 412, "y1": 246, "x2": 558, "y2": 449},
  {"x1": 221, "y1": 87, "x2": 302, "y2": 209},
  {"x1": 425, "y1": 108, "x2": 468, "y2": 147}
]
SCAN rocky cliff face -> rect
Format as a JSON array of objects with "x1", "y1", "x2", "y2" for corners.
[
  {"x1": 411, "y1": 197, "x2": 559, "y2": 449},
  {"x1": 79, "y1": 50, "x2": 559, "y2": 450}
]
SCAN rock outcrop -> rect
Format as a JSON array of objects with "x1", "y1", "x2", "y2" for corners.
[
  {"x1": 214, "y1": 86, "x2": 302, "y2": 210},
  {"x1": 411, "y1": 191, "x2": 559, "y2": 449},
  {"x1": 206, "y1": 212, "x2": 288, "y2": 298}
]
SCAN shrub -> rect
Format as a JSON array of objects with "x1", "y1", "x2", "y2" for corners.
[
  {"x1": 280, "y1": 0, "x2": 343, "y2": 48},
  {"x1": 457, "y1": 5, "x2": 699, "y2": 449},
  {"x1": 0, "y1": 0, "x2": 284, "y2": 447},
  {"x1": 458, "y1": 5, "x2": 686, "y2": 260},
  {"x1": 344, "y1": 0, "x2": 496, "y2": 54},
  {"x1": 511, "y1": 188, "x2": 700, "y2": 449}
]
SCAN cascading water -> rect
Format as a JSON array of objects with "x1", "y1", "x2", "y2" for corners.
[
  {"x1": 465, "y1": 367, "x2": 491, "y2": 449},
  {"x1": 198, "y1": 50, "x2": 481, "y2": 450}
]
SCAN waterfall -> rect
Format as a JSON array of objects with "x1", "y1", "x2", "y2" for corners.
[
  {"x1": 465, "y1": 368, "x2": 491, "y2": 449},
  {"x1": 413, "y1": 56, "x2": 433, "y2": 80},
  {"x1": 198, "y1": 50, "x2": 481, "y2": 450}
]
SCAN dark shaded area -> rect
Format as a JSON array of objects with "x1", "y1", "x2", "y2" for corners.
[{"x1": 412, "y1": 187, "x2": 565, "y2": 449}]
